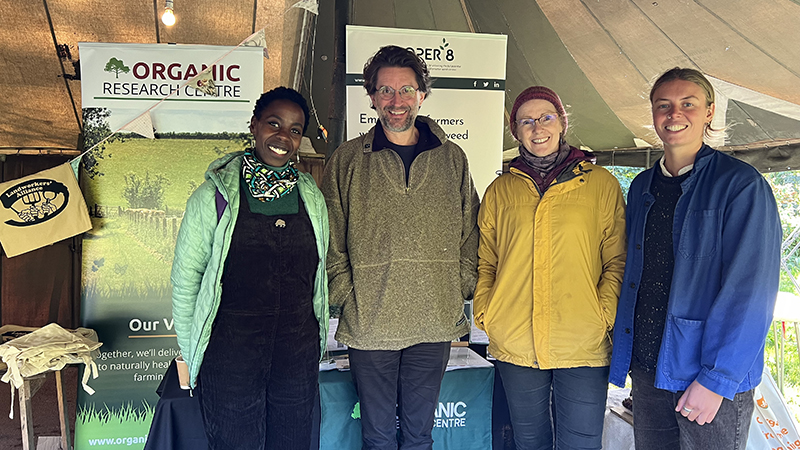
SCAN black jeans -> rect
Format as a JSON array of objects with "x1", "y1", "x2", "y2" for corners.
[
  {"x1": 630, "y1": 365, "x2": 755, "y2": 450},
  {"x1": 348, "y1": 342, "x2": 451, "y2": 450},
  {"x1": 198, "y1": 307, "x2": 319, "y2": 450},
  {"x1": 496, "y1": 362, "x2": 609, "y2": 450}
]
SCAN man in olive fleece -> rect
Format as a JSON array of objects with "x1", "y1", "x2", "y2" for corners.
[{"x1": 321, "y1": 45, "x2": 479, "y2": 450}]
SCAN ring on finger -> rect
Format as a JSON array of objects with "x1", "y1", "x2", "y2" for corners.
[{"x1": 682, "y1": 406, "x2": 693, "y2": 413}]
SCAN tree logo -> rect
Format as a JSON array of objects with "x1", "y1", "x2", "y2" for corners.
[
  {"x1": 104, "y1": 57, "x2": 130, "y2": 78},
  {"x1": 439, "y1": 38, "x2": 450, "y2": 51},
  {"x1": 1, "y1": 178, "x2": 70, "y2": 226}
]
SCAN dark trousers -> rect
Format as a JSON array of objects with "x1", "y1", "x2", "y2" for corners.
[
  {"x1": 198, "y1": 307, "x2": 319, "y2": 450},
  {"x1": 495, "y1": 362, "x2": 609, "y2": 450},
  {"x1": 348, "y1": 342, "x2": 451, "y2": 450},
  {"x1": 630, "y1": 365, "x2": 755, "y2": 450}
]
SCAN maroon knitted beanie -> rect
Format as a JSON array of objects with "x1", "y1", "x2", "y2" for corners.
[{"x1": 509, "y1": 86, "x2": 567, "y2": 138}]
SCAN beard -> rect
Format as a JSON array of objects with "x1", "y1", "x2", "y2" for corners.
[{"x1": 377, "y1": 105, "x2": 417, "y2": 133}]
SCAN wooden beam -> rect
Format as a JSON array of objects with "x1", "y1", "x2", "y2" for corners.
[
  {"x1": 593, "y1": 139, "x2": 800, "y2": 173},
  {"x1": 0, "y1": 148, "x2": 80, "y2": 156}
]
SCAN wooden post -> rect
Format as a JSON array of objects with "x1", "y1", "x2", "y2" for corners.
[
  {"x1": 56, "y1": 370, "x2": 72, "y2": 450},
  {"x1": 19, "y1": 379, "x2": 35, "y2": 450}
]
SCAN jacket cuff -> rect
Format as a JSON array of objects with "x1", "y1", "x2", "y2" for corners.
[
  {"x1": 328, "y1": 290, "x2": 354, "y2": 318},
  {"x1": 695, "y1": 368, "x2": 739, "y2": 400}
]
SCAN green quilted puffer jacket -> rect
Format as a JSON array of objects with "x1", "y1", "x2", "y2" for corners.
[{"x1": 171, "y1": 152, "x2": 329, "y2": 388}]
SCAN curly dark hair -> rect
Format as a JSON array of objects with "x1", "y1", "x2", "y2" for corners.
[
  {"x1": 252, "y1": 86, "x2": 310, "y2": 133},
  {"x1": 363, "y1": 45, "x2": 432, "y2": 98}
]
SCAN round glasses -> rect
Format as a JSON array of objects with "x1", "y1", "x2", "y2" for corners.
[
  {"x1": 517, "y1": 113, "x2": 559, "y2": 129},
  {"x1": 375, "y1": 85, "x2": 419, "y2": 100}
]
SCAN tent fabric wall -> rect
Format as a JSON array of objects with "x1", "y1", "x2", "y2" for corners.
[
  {"x1": 0, "y1": 0, "x2": 305, "y2": 153},
  {"x1": 1, "y1": 0, "x2": 799, "y2": 169},
  {"x1": 325, "y1": 0, "x2": 800, "y2": 169}
]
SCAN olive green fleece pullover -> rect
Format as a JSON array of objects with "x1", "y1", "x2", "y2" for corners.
[{"x1": 322, "y1": 117, "x2": 479, "y2": 351}]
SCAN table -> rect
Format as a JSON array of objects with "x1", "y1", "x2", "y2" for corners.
[
  {"x1": 319, "y1": 347, "x2": 494, "y2": 450},
  {"x1": 144, "y1": 348, "x2": 494, "y2": 450},
  {"x1": 0, "y1": 324, "x2": 99, "y2": 450},
  {"x1": 0, "y1": 370, "x2": 72, "y2": 450}
]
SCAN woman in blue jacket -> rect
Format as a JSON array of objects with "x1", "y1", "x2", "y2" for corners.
[
  {"x1": 171, "y1": 87, "x2": 329, "y2": 450},
  {"x1": 608, "y1": 68, "x2": 781, "y2": 449}
]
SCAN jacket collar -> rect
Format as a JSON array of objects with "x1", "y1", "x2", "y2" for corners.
[
  {"x1": 205, "y1": 151, "x2": 316, "y2": 203},
  {"x1": 510, "y1": 147, "x2": 594, "y2": 193},
  {"x1": 205, "y1": 151, "x2": 243, "y2": 192},
  {"x1": 641, "y1": 144, "x2": 716, "y2": 196},
  {"x1": 692, "y1": 144, "x2": 715, "y2": 172},
  {"x1": 360, "y1": 116, "x2": 446, "y2": 154}
]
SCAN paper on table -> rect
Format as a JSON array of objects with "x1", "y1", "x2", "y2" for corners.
[
  {"x1": 326, "y1": 318, "x2": 348, "y2": 352},
  {"x1": 322, "y1": 347, "x2": 492, "y2": 373},
  {"x1": 467, "y1": 300, "x2": 489, "y2": 345},
  {"x1": 445, "y1": 347, "x2": 493, "y2": 371}
]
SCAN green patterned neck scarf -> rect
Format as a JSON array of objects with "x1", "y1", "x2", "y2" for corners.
[{"x1": 242, "y1": 149, "x2": 299, "y2": 201}]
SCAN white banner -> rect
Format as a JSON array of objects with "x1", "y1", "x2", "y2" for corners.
[
  {"x1": 79, "y1": 42, "x2": 263, "y2": 134},
  {"x1": 76, "y1": 42, "x2": 262, "y2": 450},
  {"x1": 345, "y1": 26, "x2": 507, "y2": 197}
]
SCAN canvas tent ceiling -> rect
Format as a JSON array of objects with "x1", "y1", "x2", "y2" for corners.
[
  {"x1": 2, "y1": 0, "x2": 799, "y2": 171},
  {"x1": 310, "y1": 0, "x2": 800, "y2": 170},
  {"x1": 0, "y1": 0, "x2": 306, "y2": 153}
]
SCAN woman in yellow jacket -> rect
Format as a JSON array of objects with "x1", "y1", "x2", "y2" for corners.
[{"x1": 475, "y1": 86, "x2": 626, "y2": 449}]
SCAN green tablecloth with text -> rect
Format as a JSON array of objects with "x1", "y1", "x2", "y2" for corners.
[{"x1": 319, "y1": 364, "x2": 494, "y2": 449}]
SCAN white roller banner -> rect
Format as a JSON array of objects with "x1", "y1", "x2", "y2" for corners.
[
  {"x1": 345, "y1": 25, "x2": 507, "y2": 197},
  {"x1": 76, "y1": 42, "x2": 262, "y2": 450},
  {"x1": 80, "y1": 42, "x2": 263, "y2": 133}
]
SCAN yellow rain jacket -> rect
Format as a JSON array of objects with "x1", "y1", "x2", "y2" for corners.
[{"x1": 474, "y1": 160, "x2": 626, "y2": 369}]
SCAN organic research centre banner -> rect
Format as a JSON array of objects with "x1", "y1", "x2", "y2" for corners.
[
  {"x1": 76, "y1": 42, "x2": 262, "y2": 449},
  {"x1": 345, "y1": 25, "x2": 507, "y2": 197}
]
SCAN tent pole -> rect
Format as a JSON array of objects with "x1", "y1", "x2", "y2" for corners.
[
  {"x1": 292, "y1": 9, "x2": 313, "y2": 92},
  {"x1": 326, "y1": 0, "x2": 350, "y2": 159}
]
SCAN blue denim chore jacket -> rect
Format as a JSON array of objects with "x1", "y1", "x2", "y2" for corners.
[{"x1": 608, "y1": 144, "x2": 782, "y2": 400}]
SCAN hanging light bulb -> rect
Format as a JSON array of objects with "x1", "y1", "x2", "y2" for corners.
[{"x1": 162, "y1": 0, "x2": 176, "y2": 26}]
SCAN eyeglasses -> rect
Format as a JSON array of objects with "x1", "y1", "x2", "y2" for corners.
[
  {"x1": 375, "y1": 85, "x2": 419, "y2": 100},
  {"x1": 517, "y1": 113, "x2": 559, "y2": 129}
]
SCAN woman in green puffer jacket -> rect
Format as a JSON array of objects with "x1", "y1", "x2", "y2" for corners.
[{"x1": 170, "y1": 87, "x2": 329, "y2": 450}]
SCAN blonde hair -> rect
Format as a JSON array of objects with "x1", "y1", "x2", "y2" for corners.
[{"x1": 650, "y1": 67, "x2": 725, "y2": 142}]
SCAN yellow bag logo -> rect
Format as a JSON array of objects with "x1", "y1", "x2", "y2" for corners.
[{"x1": 1, "y1": 178, "x2": 70, "y2": 226}]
